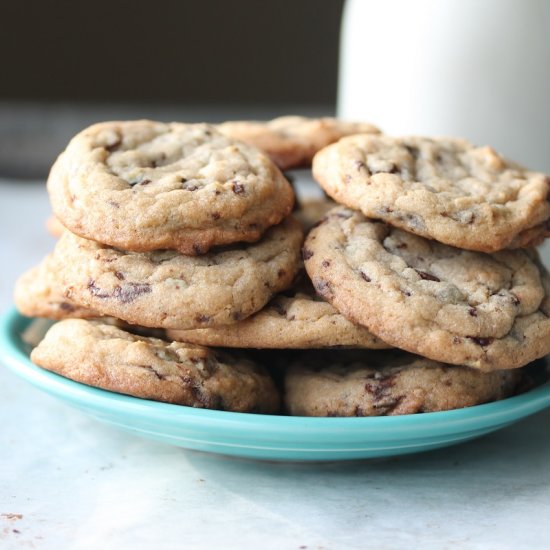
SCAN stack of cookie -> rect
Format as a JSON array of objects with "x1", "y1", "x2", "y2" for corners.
[{"x1": 14, "y1": 118, "x2": 550, "y2": 417}]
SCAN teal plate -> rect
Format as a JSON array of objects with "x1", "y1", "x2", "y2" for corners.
[{"x1": 2, "y1": 308, "x2": 550, "y2": 462}]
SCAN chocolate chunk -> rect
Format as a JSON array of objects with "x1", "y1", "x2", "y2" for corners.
[
  {"x1": 314, "y1": 279, "x2": 333, "y2": 296},
  {"x1": 88, "y1": 279, "x2": 151, "y2": 303},
  {"x1": 232, "y1": 182, "x2": 245, "y2": 194},
  {"x1": 469, "y1": 337, "x2": 494, "y2": 347},
  {"x1": 359, "y1": 271, "x2": 371, "y2": 282},
  {"x1": 195, "y1": 314, "x2": 211, "y2": 323},
  {"x1": 302, "y1": 248, "x2": 314, "y2": 260},
  {"x1": 415, "y1": 270, "x2": 440, "y2": 282}
]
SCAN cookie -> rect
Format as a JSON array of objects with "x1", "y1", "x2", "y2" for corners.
[
  {"x1": 303, "y1": 207, "x2": 550, "y2": 371},
  {"x1": 284, "y1": 350, "x2": 523, "y2": 416},
  {"x1": 15, "y1": 256, "x2": 101, "y2": 320},
  {"x1": 167, "y1": 276, "x2": 390, "y2": 349},
  {"x1": 31, "y1": 319, "x2": 279, "y2": 413},
  {"x1": 48, "y1": 216, "x2": 303, "y2": 330},
  {"x1": 293, "y1": 197, "x2": 336, "y2": 232},
  {"x1": 48, "y1": 120, "x2": 294, "y2": 254},
  {"x1": 218, "y1": 116, "x2": 380, "y2": 170},
  {"x1": 313, "y1": 135, "x2": 550, "y2": 252}
]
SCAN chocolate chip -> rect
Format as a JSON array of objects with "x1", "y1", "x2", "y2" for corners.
[
  {"x1": 469, "y1": 337, "x2": 494, "y2": 347},
  {"x1": 360, "y1": 271, "x2": 371, "y2": 282},
  {"x1": 59, "y1": 302, "x2": 76, "y2": 312},
  {"x1": 321, "y1": 260, "x2": 331, "y2": 267},
  {"x1": 114, "y1": 271, "x2": 125, "y2": 280},
  {"x1": 302, "y1": 248, "x2": 314, "y2": 260},
  {"x1": 129, "y1": 179, "x2": 150, "y2": 187},
  {"x1": 468, "y1": 307, "x2": 477, "y2": 317},
  {"x1": 195, "y1": 314, "x2": 211, "y2": 323},
  {"x1": 314, "y1": 279, "x2": 333, "y2": 296},
  {"x1": 192, "y1": 243, "x2": 206, "y2": 255},
  {"x1": 365, "y1": 375, "x2": 396, "y2": 401},
  {"x1": 212, "y1": 212, "x2": 221, "y2": 220},
  {"x1": 415, "y1": 270, "x2": 440, "y2": 282},
  {"x1": 232, "y1": 182, "x2": 245, "y2": 194},
  {"x1": 403, "y1": 290, "x2": 412, "y2": 297},
  {"x1": 88, "y1": 280, "x2": 151, "y2": 303}
]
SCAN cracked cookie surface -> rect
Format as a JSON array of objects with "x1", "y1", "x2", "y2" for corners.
[
  {"x1": 49, "y1": 216, "x2": 303, "y2": 330},
  {"x1": 284, "y1": 350, "x2": 523, "y2": 416},
  {"x1": 313, "y1": 135, "x2": 550, "y2": 252},
  {"x1": 167, "y1": 276, "x2": 390, "y2": 349},
  {"x1": 218, "y1": 116, "x2": 380, "y2": 170},
  {"x1": 31, "y1": 319, "x2": 279, "y2": 413},
  {"x1": 304, "y1": 207, "x2": 550, "y2": 371},
  {"x1": 48, "y1": 120, "x2": 294, "y2": 254}
]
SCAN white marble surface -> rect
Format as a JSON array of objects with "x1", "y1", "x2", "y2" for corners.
[{"x1": 1, "y1": 179, "x2": 550, "y2": 550}]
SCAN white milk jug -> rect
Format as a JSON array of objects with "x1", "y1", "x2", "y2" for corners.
[{"x1": 338, "y1": 0, "x2": 550, "y2": 172}]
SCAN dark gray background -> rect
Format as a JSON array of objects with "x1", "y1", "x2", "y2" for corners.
[
  {"x1": 0, "y1": 0, "x2": 344, "y2": 178},
  {"x1": 1, "y1": 0, "x2": 344, "y2": 105}
]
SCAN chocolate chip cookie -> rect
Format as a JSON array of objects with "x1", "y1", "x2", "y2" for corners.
[
  {"x1": 31, "y1": 319, "x2": 279, "y2": 413},
  {"x1": 218, "y1": 116, "x2": 380, "y2": 170},
  {"x1": 15, "y1": 256, "x2": 101, "y2": 320},
  {"x1": 284, "y1": 350, "x2": 523, "y2": 416},
  {"x1": 313, "y1": 135, "x2": 550, "y2": 252},
  {"x1": 303, "y1": 207, "x2": 550, "y2": 371},
  {"x1": 49, "y1": 216, "x2": 303, "y2": 330},
  {"x1": 48, "y1": 120, "x2": 294, "y2": 254},
  {"x1": 167, "y1": 277, "x2": 390, "y2": 349}
]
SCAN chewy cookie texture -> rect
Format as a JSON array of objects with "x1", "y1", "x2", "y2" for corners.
[
  {"x1": 313, "y1": 135, "x2": 550, "y2": 252},
  {"x1": 48, "y1": 120, "x2": 294, "y2": 254},
  {"x1": 304, "y1": 207, "x2": 550, "y2": 372},
  {"x1": 32, "y1": 319, "x2": 280, "y2": 413},
  {"x1": 13, "y1": 117, "x2": 550, "y2": 417},
  {"x1": 284, "y1": 350, "x2": 523, "y2": 416}
]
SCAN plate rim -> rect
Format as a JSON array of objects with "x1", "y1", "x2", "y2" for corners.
[{"x1": 2, "y1": 307, "x2": 550, "y2": 441}]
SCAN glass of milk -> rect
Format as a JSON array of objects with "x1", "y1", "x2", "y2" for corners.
[{"x1": 338, "y1": 0, "x2": 550, "y2": 173}]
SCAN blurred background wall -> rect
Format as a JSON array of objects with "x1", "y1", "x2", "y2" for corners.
[
  {"x1": 2, "y1": 0, "x2": 344, "y2": 105},
  {"x1": 0, "y1": 0, "x2": 344, "y2": 178}
]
